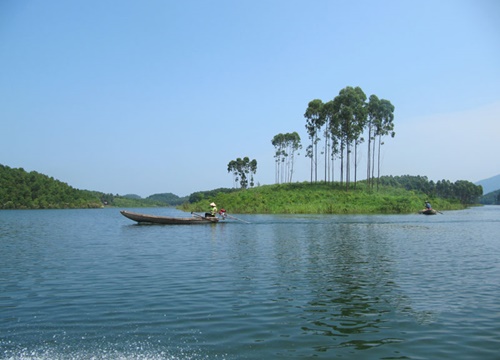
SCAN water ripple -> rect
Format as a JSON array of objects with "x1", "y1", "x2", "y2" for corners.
[{"x1": 1, "y1": 207, "x2": 499, "y2": 359}]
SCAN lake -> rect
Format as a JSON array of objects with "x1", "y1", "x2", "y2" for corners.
[{"x1": 1, "y1": 206, "x2": 499, "y2": 359}]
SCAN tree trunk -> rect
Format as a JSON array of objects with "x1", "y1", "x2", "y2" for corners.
[
  {"x1": 367, "y1": 126, "x2": 371, "y2": 185},
  {"x1": 371, "y1": 135, "x2": 376, "y2": 188},
  {"x1": 346, "y1": 142, "x2": 350, "y2": 191},
  {"x1": 354, "y1": 141, "x2": 358, "y2": 189},
  {"x1": 377, "y1": 135, "x2": 382, "y2": 191},
  {"x1": 340, "y1": 140, "x2": 344, "y2": 186}
]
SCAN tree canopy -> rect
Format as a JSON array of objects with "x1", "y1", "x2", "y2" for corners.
[
  {"x1": 304, "y1": 99, "x2": 325, "y2": 183},
  {"x1": 298, "y1": 86, "x2": 395, "y2": 190},
  {"x1": 227, "y1": 157, "x2": 258, "y2": 189},
  {"x1": 271, "y1": 132, "x2": 302, "y2": 184}
]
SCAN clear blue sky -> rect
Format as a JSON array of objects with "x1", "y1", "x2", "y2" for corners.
[{"x1": 1, "y1": 0, "x2": 499, "y2": 197}]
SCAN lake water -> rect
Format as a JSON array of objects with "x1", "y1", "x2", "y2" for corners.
[{"x1": 1, "y1": 206, "x2": 499, "y2": 359}]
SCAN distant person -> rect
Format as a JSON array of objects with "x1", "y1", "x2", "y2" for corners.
[
  {"x1": 205, "y1": 202, "x2": 217, "y2": 218},
  {"x1": 219, "y1": 208, "x2": 227, "y2": 220},
  {"x1": 425, "y1": 201, "x2": 432, "y2": 210}
]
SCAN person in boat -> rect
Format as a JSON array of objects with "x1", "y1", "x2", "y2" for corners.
[
  {"x1": 218, "y1": 208, "x2": 227, "y2": 220},
  {"x1": 425, "y1": 201, "x2": 432, "y2": 210},
  {"x1": 205, "y1": 202, "x2": 218, "y2": 218}
]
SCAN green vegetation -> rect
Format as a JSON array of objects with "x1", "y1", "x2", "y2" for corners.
[
  {"x1": 272, "y1": 132, "x2": 302, "y2": 183},
  {"x1": 242, "y1": 86, "x2": 396, "y2": 191},
  {"x1": 146, "y1": 192, "x2": 189, "y2": 205},
  {"x1": 0, "y1": 164, "x2": 103, "y2": 209},
  {"x1": 181, "y1": 176, "x2": 482, "y2": 214},
  {"x1": 227, "y1": 157, "x2": 258, "y2": 189},
  {"x1": 377, "y1": 175, "x2": 483, "y2": 205},
  {"x1": 1, "y1": 163, "x2": 483, "y2": 214},
  {"x1": 480, "y1": 190, "x2": 500, "y2": 205},
  {"x1": 0, "y1": 164, "x2": 174, "y2": 209},
  {"x1": 188, "y1": 188, "x2": 240, "y2": 203},
  {"x1": 277, "y1": 86, "x2": 395, "y2": 190},
  {"x1": 99, "y1": 193, "x2": 167, "y2": 208}
]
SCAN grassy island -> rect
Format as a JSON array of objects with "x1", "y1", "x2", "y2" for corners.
[{"x1": 180, "y1": 181, "x2": 471, "y2": 215}]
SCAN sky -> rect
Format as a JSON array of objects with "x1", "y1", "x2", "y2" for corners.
[{"x1": 1, "y1": 0, "x2": 499, "y2": 197}]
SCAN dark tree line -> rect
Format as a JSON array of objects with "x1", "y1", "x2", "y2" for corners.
[
  {"x1": 479, "y1": 189, "x2": 500, "y2": 205},
  {"x1": 378, "y1": 175, "x2": 483, "y2": 205}
]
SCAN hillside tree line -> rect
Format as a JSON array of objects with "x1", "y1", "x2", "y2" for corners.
[{"x1": 379, "y1": 175, "x2": 483, "y2": 205}]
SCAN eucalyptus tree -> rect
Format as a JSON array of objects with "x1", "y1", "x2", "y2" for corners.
[
  {"x1": 304, "y1": 99, "x2": 325, "y2": 183},
  {"x1": 227, "y1": 157, "x2": 258, "y2": 189},
  {"x1": 283, "y1": 132, "x2": 301, "y2": 183},
  {"x1": 351, "y1": 88, "x2": 367, "y2": 187},
  {"x1": 331, "y1": 86, "x2": 367, "y2": 190},
  {"x1": 271, "y1": 133, "x2": 286, "y2": 184},
  {"x1": 373, "y1": 99, "x2": 395, "y2": 188},
  {"x1": 321, "y1": 100, "x2": 333, "y2": 182},
  {"x1": 436, "y1": 179, "x2": 453, "y2": 198},
  {"x1": 271, "y1": 132, "x2": 301, "y2": 183},
  {"x1": 366, "y1": 94, "x2": 380, "y2": 187},
  {"x1": 322, "y1": 100, "x2": 341, "y2": 183},
  {"x1": 354, "y1": 135, "x2": 365, "y2": 187}
]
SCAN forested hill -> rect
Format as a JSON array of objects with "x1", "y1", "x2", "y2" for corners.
[
  {"x1": 0, "y1": 164, "x2": 103, "y2": 209},
  {"x1": 475, "y1": 174, "x2": 500, "y2": 195},
  {"x1": 0, "y1": 164, "x2": 176, "y2": 209}
]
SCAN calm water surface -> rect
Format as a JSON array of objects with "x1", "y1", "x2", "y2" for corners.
[{"x1": 1, "y1": 206, "x2": 499, "y2": 359}]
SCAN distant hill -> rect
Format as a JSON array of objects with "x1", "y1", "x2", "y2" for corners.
[
  {"x1": 479, "y1": 189, "x2": 500, "y2": 205},
  {"x1": 0, "y1": 164, "x2": 167, "y2": 209},
  {"x1": 123, "y1": 194, "x2": 142, "y2": 199},
  {"x1": 146, "y1": 193, "x2": 189, "y2": 205},
  {"x1": 0, "y1": 164, "x2": 102, "y2": 209},
  {"x1": 475, "y1": 174, "x2": 500, "y2": 194}
]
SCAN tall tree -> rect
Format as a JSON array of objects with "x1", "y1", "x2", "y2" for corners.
[
  {"x1": 351, "y1": 88, "x2": 367, "y2": 187},
  {"x1": 271, "y1": 133, "x2": 286, "y2": 184},
  {"x1": 227, "y1": 157, "x2": 258, "y2": 189},
  {"x1": 271, "y1": 132, "x2": 301, "y2": 184},
  {"x1": 322, "y1": 100, "x2": 341, "y2": 183},
  {"x1": 374, "y1": 99, "x2": 395, "y2": 189},
  {"x1": 366, "y1": 94, "x2": 380, "y2": 187},
  {"x1": 304, "y1": 99, "x2": 325, "y2": 183},
  {"x1": 331, "y1": 86, "x2": 367, "y2": 190},
  {"x1": 284, "y1": 132, "x2": 302, "y2": 183},
  {"x1": 321, "y1": 100, "x2": 333, "y2": 182}
]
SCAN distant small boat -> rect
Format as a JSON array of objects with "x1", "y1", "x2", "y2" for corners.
[
  {"x1": 120, "y1": 210, "x2": 219, "y2": 224},
  {"x1": 419, "y1": 209, "x2": 437, "y2": 215}
]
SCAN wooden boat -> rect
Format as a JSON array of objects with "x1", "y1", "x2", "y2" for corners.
[
  {"x1": 120, "y1": 210, "x2": 219, "y2": 224},
  {"x1": 419, "y1": 209, "x2": 437, "y2": 215}
]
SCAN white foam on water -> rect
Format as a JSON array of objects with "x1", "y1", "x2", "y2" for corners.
[{"x1": 1, "y1": 340, "x2": 226, "y2": 360}]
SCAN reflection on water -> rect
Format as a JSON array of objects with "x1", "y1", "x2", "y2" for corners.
[{"x1": 0, "y1": 207, "x2": 499, "y2": 359}]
